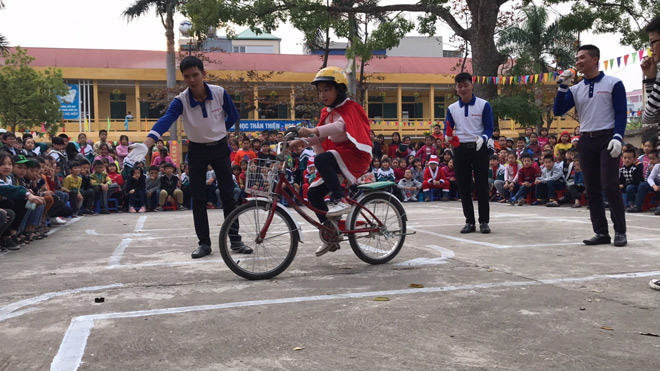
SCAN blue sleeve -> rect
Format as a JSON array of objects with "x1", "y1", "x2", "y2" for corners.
[
  {"x1": 148, "y1": 98, "x2": 183, "y2": 141},
  {"x1": 223, "y1": 90, "x2": 239, "y2": 130},
  {"x1": 611, "y1": 81, "x2": 627, "y2": 142},
  {"x1": 553, "y1": 86, "x2": 575, "y2": 116},
  {"x1": 481, "y1": 102, "x2": 494, "y2": 141},
  {"x1": 445, "y1": 108, "x2": 455, "y2": 135}
]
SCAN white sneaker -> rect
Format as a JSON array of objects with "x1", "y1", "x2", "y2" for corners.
[
  {"x1": 315, "y1": 242, "x2": 340, "y2": 257},
  {"x1": 326, "y1": 199, "x2": 350, "y2": 218},
  {"x1": 649, "y1": 279, "x2": 660, "y2": 291},
  {"x1": 52, "y1": 217, "x2": 67, "y2": 225}
]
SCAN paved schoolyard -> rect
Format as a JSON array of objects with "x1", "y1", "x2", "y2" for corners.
[{"x1": 1, "y1": 201, "x2": 660, "y2": 370}]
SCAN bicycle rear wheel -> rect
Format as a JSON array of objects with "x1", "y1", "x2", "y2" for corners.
[
  {"x1": 347, "y1": 192, "x2": 406, "y2": 264},
  {"x1": 219, "y1": 200, "x2": 298, "y2": 280}
]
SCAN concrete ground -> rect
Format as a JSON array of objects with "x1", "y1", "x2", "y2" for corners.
[{"x1": 1, "y1": 201, "x2": 660, "y2": 371}]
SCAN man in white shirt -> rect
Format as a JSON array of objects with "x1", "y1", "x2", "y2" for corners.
[
  {"x1": 127, "y1": 56, "x2": 250, "y2": 258},
  {"x1": 554, "y1": 44, "x2": 628, "y2": 247},
  {"x1": 445, "y1": 72, "x2": 494, "y2": 234}
]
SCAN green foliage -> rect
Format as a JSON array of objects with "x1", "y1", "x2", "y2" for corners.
[
  {"x1": 498, "y1": 3, "x2": 576, "y2": 72},
  {"x1": 0, "y1": 47, "x2": 68, "y2": 135},
  {"x1": 490, "y1": 92, "x2": 543, "y2": 129},
  {"x1": 541, "y1": 0, "x2": 660, "y2": 49}
]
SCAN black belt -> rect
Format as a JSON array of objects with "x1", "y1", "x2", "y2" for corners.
[
  {"x1": 191, "y1": 137, "x2": 228, "y2": 146},
  {"x1": 459, "y1": 142, "x2": 476, "y2": 149},
  {"x1": 582, "y1": 129, "x2": 613, "y2": 138}
]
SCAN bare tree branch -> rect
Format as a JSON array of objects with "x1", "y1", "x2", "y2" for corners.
[{"x1": 326, "y1": 3, "x2": 469, "y2": 39}]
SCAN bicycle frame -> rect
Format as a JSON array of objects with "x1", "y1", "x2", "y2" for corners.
[{"x1": 256, "y1": 169, "x2": 387, "y2": 241}]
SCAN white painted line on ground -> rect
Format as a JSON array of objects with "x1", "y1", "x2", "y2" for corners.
[
  {"x1": 112, "y1": 259, "x2": 228, "y2": 269},
  {"x1": 566, "y1": 219, "x2": 660, "y2": 232},
  {"x1": 133, "y1": 216, "x2": 147, "y2": 232},
  {"x1": 410, "y1": 228, "x2": 510, "y2": 249},
  {"x1": 51, "y1": 269, "x2": 660, "y2": 371},
  {"x1": 47, "y1": 217, "x2": 82, "y2": 236},
  {"x1": 397, "y1": 245, "x2": 455, "y2": 266},
  {"x1": 0, "y1": 284, "x2": 123, "y2": 323},
  {"x1": 0, "y1": 251, "x2": 9, "y2": 259},
  {"x1": 107, "y1": 239, "x2": 132, "y2": 268}
]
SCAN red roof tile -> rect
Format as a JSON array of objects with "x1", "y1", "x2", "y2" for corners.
[{"x1": 5, "y1": 47, "x2": 472, "y2": 75}]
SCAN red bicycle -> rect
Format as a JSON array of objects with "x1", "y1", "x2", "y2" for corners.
[{"x1": 219, "y1": 133, "x2": 409, "y2": 280}]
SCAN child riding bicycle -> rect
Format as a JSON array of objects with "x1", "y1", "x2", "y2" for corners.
[{"x1": 289, "y1": 67, "x2": 372, "y2": 257}]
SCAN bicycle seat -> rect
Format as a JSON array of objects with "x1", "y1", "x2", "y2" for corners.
[{"x1": 357, "y1": 181, "x2": 396, "y2": 190}]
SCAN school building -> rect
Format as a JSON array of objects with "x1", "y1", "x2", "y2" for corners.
[{"x1": 6, "y1": 47, "x2": 579, "y2": 143}]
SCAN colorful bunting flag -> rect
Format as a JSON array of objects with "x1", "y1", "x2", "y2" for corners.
[
  {"x1": 609, "y1": 59, "x2": 614, "y2": 70},
  {"x1": 604, "y1": 60, "x2": 609, "y2": 70},
  {"x1": 617, "y1": 57, "x2": 621, "y2": 68},
  {"x1": 624, "y1": 54, "x2": 629, "y2": 65},
  {"x1": 639, "y1": 50, "x2": 644, "y2": 61},
  {"x1": 632, "y1": 52, "x2": 637, "y2": 63}
]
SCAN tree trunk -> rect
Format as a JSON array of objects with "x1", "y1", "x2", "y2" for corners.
[
  {"x1": 466, "y1": 0, "x2": 506, "y2": 101},
  {"x1": 165, "y1": 7, "x2": 177, "y2": 141},
  {"x1": 322, "y1": 26, "x2": 330, "y2": 68}
]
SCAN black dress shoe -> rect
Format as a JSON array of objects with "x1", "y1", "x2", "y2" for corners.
[
  {"x1": 231, "y1": 241, "x2": 253, "y2": 254},
  {"x1": 583, "y1": 234, "x2": 611, "y2": 246},
  {"x1": 613, "y1": 233, "x2": 627, "y2": 247},
  {"x1": 191, "y1": 245, "x2": 212, "y2": 259},
  {"x1": 479, "y1": 223, "x2": 491, "y2": 234},
  {"x1": 460, "y1": 223, "x2": 476, "y2": 234}
]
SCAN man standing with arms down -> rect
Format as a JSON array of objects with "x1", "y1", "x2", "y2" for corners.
[
  {"x1": 554, "y1": 45, "x2": 628, "y2": 247},
  {"x1": 445, "y1": 72, "x2": 494, "y2": 234},
  {"x1": 127, "y1": 56, "x2": 250, "y2": 258}
]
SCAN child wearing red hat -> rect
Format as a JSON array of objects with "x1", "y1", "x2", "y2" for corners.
[{"x1": 422, "y1": 155, "x2": 450, "y2": 201}]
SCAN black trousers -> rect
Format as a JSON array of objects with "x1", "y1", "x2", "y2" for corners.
[
  {"x1": 0, "y1": 208, "x2": 15, "y2": 237},
  {"x1": 188, "y1": 140, "x2": 240, "y2": 247},
  {"x1": 308, "y1": 152, "x2": 344, "y2": 224},
  {"x1": 453, "y1": 144, "x2": 490, "y2": 225},
  {"x1": 0, "y1": 199, "x2": 26, "y2": 234},
  {"x1": 578, "y1": 133, "x2": 626, "y2": 234}
]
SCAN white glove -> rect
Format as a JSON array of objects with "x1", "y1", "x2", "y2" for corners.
[
  {"x1": 475, "y1": 136, "x2": 484, "y2": 151},
  {"x1": 607, "y1": 139, "x2": 622, "y2": 158},
  {"x1": 445, "y1": 136, "x2": 453, "y2": 142},
  {"x1": 487, "y1": 138, "x2": 495, "y2": 152},
  {"x1": 557, "y1": 69, "x2": 574, "y2": 85},
  {"x1": 126, "y1": 142, "x2": 149, "y2": 165}
]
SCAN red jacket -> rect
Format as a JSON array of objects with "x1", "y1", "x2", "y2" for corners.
[
  {"x1": 318, "y1": 99, "x2": 372, "y2": 183},
  {"x1": 423, "y1": 166, "x2": 446, "y2": 184},
  {"x1": 108, "y1": 171, "x2": 124, "y2": 186},
  {"x1": 517, "y1": 166, "x2": 540, "y2": 185}
]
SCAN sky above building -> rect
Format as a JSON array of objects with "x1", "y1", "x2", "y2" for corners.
[{"x1": 0, "y1": 0, "x2": 645, "y2": 91}]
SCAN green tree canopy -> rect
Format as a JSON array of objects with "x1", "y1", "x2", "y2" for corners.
[
  {"x1": 498, "y1": 3, "x2": 576, "y2": 73},
  {"x1": 182, "y1": 0, "x2": 519, "y2": 100},
  {"x1": 541, "y1": 0, "x2": 660, "y2": 49},
  {"x1": 0, "y1": 47, "x2": 68, "y2": 135}
]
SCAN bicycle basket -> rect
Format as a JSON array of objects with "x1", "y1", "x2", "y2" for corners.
[{"x1": 244, "y1": 158, "x2": 281, "y2": 197}]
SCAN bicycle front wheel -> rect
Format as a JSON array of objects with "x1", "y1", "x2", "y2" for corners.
[
  {"x1": 347, "y1": 192, "x2": 406, "y2": 265},
  {"x1": 219, "y1": 200, "x2": 298, "y2": 280}
]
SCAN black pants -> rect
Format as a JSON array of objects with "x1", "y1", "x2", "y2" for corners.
[
  {"x1": 81, "y1": 188, "x2": 94, "y2": 211},
  {"x1": 568, "y1": 184, "x2": 585, "y2": 201},
  {"x1": 308, "y1": 152, "x2": 343, "y2": 225},
  {"x1": 188, "y1": 140, "x2": 240, "y2": 247},
  {"x1": 578, "y1": 133, "x2": 626, "y2": 234},
  {"x1": 0, "y1": 199, "x2": 26, "y2": 234},
  {"x1": 0, "y1": 208, "x2": 15, "y2": 237},
  {"x1": 453, "y1": 144, "x2": 490, "y2": 224}
]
